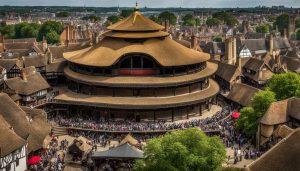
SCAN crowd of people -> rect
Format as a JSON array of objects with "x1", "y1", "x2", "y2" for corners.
[
  {"x1": 28, "y1": 137, "x2": 65, "y2": 171},
  {"x1": 49, "y1": 106, "x2": 231, "y2": 133}
]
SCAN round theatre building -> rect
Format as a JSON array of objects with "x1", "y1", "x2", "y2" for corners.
[{"x1": 54, "y1": 9, "x2": 219, "y2": 122}]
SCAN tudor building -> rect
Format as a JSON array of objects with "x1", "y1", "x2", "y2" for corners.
[{"x1": 50, "y1": 7, "x2": 219, "y2": 122}]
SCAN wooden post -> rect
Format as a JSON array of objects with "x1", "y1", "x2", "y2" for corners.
[{"x1": 172, "y1": 109, "x2": 174, "y2": 122}]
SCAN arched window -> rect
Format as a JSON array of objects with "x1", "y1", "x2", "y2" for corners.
[{"x1": 117, "y1": 54, "x2": 157, "y2": 75}]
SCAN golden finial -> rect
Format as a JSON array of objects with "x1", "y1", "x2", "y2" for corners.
[{"x1": 134, "y1": 1, "x2": 139, "y2": 11}]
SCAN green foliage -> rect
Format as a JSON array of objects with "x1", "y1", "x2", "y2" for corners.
[
  {"x1": 82, "y1": 15, "x2": 100, "y2": 22},
  {"x1": 15, "y1": 23, "x2": 41, "y2": 38},
  {"x1": 213, "y1": 36, "x2": 223, "y2": 42},
  {"x1": 120, "y1": 9, "x2": 133, "y2": 18},
  {"x1": 0, "y1": 24, "x2": 15, "y2": 38},
  {"x1": 251, "y1": 90, "x2": 277, "y2": 113},
  {"x1": 56, "y1": 11, "x2": 70, "y2": 18},
  {"x1": 149, "y1": 15, "x2": 159, "y2": 23},
  {"x1": 212, "y1": 11, "x2": 238, "y2": 27},
  {"x1": 182, "y1": 14, "x2": 201, "y2": 26},
  {"x1": 256, "y1": 24, "x2": 270, "y2": 33},
  {"x1": 267, "y1": 72, "x2": 300, "y2": 100},
  {"x1": 236, "y1": 107, "x2": 259, "y2": 136},
  {"x1": 134, "y1": 128, "x2": 226, "y2": 171},
  {"x1": 107, "y1": 15, "x2": 120, "y2": 25},
  {"x1": 274, "y1": 14, "x2": 289, "y2": 33},
  {"x1": 236, "y1": 90, "x2": 276, "y2": 136},
  {"x1": 236, "y1": 72, "x2": 300, "y2": 137},
  {"x1": 296, "y1": 19, "x2": 300, "y2": 29},
  {"x1": 206, "y1": 17, "x2": 222, "y2": 27},
  {"x1": 296, "y1": 29, "x2": 300, "y2": 40},
  {"x1": 158, "y1": 11, "x2": 177, "y2": 25},
  {"x1": 45, "y1": 30, "x2": 60, "y2": 44},
  {"x1": 38, "y1": 21, "x2": 64, "y2": 44}
]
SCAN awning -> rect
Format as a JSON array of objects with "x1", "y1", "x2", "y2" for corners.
[
  {"x1": 27, "y1": 155, "x2": 41, "y2": 165},
  {"x1": 92, "y1": 143, "x2": 143, "y2": 159},
  {"x1": 231, "y1": 112, "x2": 240, "y2": 119}
]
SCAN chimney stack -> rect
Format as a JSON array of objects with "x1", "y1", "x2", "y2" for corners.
[
  {"x1": 20, "y1": 68, "x2": 27, "y2": 81},
  {"x1": 269, "y1": 34, "x2": 274, "y2": 53},
  {"x1": 42, "y1": 36, "x2": 47, "y2": 52},
  {"x1": 191, "y1": 34, "x2": 197, "y2": 50},
  {"x1": 232, "y1": 37, "x2": 237, "y2": 65},
  {"x1": 0, "y1": 34, "x2": 5, "y2": 52}
]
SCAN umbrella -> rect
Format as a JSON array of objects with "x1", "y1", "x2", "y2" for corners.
[
  {"x1": 27, "y1": 156, "x2": 41, "y2": 165},
  {"x1": 231, "y1": 112, "x2": 240, "y2": 119}
]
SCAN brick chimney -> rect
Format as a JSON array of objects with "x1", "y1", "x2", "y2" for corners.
[
  {"x1": 269, "y1": 34, "x2": 274, "y2": 53},
  {"x1": 191, "y1": 34, "x2": 198, "y2": 50},
  {"x1": 283, "y1": 28, "x2": 288, "y2": 39},
  {"x1": 20, "y1": 68, "x2": 28, "y2": 81},
  {"x1": 164, "y1": 20, "x2": 170, "y2": 32},
  {"x1": 0, "y1": 34, "x2": 5, "y2": 52},
  {"x1": 65, "y1": 25, "x2": 70, "y2": 46},
  {"x1": 42, "y1": 36, "x2": 47, "y2": 52},
  {"x1": 225, "y1": 37, "x2": 236, "y2": 65},
  {"x1": 225, "y1": 37, "x2": 233, "y2": 64}
]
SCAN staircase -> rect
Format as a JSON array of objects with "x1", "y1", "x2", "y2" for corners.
[{"x1": 52, "y1": 126, "x2": 68, "y2": 136}]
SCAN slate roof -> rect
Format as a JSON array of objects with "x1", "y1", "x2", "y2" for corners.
[{"x1": 92, "y1": 143, "x2": 143, "y2": 159}]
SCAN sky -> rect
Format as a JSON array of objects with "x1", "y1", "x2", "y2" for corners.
[{"x1": 0, "y1": 0, "x2": 299, "y2": 8}]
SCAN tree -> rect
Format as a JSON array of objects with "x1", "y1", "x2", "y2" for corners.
[
  {"x1": 212, "y1": 11, "x2": 238, "y2": 27},
  {"x1": 206, "y1": 17, "x2": 222, "y2": 27},
  {"x1": 256, "y1": 24, "x2": 270, "y2": 33},
  {"x1": 274, "y1": 14, "x2": 289, "y2": 33},
  {"x1": 149, "y1": 15, "x2": 159, "y2": 23},
  {"x1": 0, "y1": 25, "x2": 15, "y2": 38},
  {"x1": 296, "y1": 29, "x2": 300, "y2": 40},
  {"x1": 267, "y1": 72, "x2": 300, "y2": 100},
  {"x1": 45, "y1": 30, "x2": 60, "y2": 44},
  {"x1": 82, "y1": 15, "x2": 100, "y2": 22},
  {"x1": 296, "y1": 18, "x2": 300, "y2": 29},
  {"x1": 158, "y1": 11, "x2": 177, "y2": 25},
  {"x1": 106, "y1": 15, "x2": 120, "y2": 25},
  {"x1": 120, "y1": 9, "x2": 133, "y2": 18},
  {"x1": 236, "y1": 90, "x2": 276, "y2": 137},
  {"x1": 213, "y1": 36, "x2": 222, "y2": 42},
  {"x1": 56, "y1": 11, "x2": 70, "y2": 18},
  {"x1": 38, "y1": 21, "x2": 64, "y2": 42},
  {"x1": 225, "y1": 15, "x2": 238, "y2": 27},
  {"x1": 236, "y1": 107, "x2": 257, "y2": 136},
  {"x1": 182, "y1": 14, "x2": 201, "y2": 26},
  {"x1": 134, "y1": 128, "x2": 226, "y2": 171},
  {"x1": 251, "y1": 90, "x2": 276, "y2": 113}
]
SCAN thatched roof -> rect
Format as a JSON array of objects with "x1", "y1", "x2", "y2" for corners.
[
  {"x1": 243, "y1": 58, "x2": 264, "y2": 71},
  {"x1": 248, "y1": 128, "x2": 300, "y2": 171},
  {"x1": 23, "y1": 55, "x2": 47, "y2": 68},
  {"x1": 21, "y1": 107, "x2": 51, "y2": 152},
  {"x1": 0, "y1": 59, "x2": 23, "y2": 71},
  {"x1": 92, "y1": 143, "x2": 143, "y2": 159},
  {"x1": 212, "y1": 60, "x2": 241, "y2": 82},
  {"x1": 273, "y1": 125, "x2": 293, "y2": 139},
  {"x1": 260, "y1": 97, "x2": 300, "y2": 125},
  {"x1": 5, "y1": 68, "x2": 50, "y2": 95},
  {"x1": 54, "y1": 79, "x2": 219, "y2": 110},
  {"x1": 69, "y1": 136, "x2": 92, "y2": 155},
  {"x1": 107, "y1": 10, "x2": 164, "y2": 32},
  {"x1": 0, "y1": 115, "x2": 26, "y2": 157},
  {"x1": 104, "y1": 30, "x2": 169, "y2": 39},
  {"x1": 64, "y1": 36, "x2": 210, "y2": 67},
  {"x1": 46, "y1": 59, "x2": 66, "y2": 73},
  {"x1": 0, "y1": 93, "x2": 30, "y2": 139},
  {"x1": 120, "y1": 134, "x2": 138, "y2": 146},
  {"x1": 64, "y1": 62, "x2": 217, "y2": 87},
  {"x1": 226, "y1": 83, "x2": 260, "y2": 107}
]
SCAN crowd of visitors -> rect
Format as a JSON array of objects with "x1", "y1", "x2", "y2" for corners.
[
  {"x1": 49, "y1": 106, "x2": 231, "y2": 133},
  {"x1": 28, "y1": 137, "x2": 65, "y2": 171}
]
